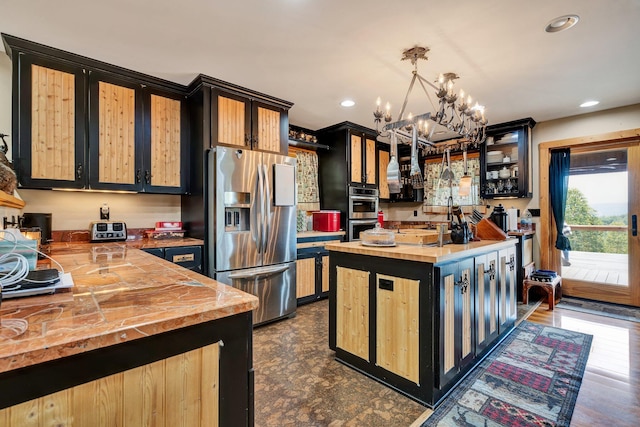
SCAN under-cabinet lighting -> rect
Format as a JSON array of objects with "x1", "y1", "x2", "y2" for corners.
[{"x1": 340, "y1": 99, "x2": 355, "y2": 107}]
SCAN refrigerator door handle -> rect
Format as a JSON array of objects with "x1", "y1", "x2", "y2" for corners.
[
  {"x1": 262, "y1": 164, "x2": 271, "y2": 254},
  {"x1": 227, "y1": 264, "x2": 290, "y2": 280},
  {"x1": 257, "y1": 163, "x2": 266, "y2": 254}
]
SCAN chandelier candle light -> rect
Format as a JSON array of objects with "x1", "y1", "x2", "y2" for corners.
[
  {"x1": 374, "y1": 46, "x2": 487, "y2": 194},
  {"x1": 373, "y1": 46, "x2": 488, "y2": 148}
]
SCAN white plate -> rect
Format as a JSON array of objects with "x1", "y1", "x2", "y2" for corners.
[{"x1": 361, "y1": 242, "x2": 396, "y2": 247}]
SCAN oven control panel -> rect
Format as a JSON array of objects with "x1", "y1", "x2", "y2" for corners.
[{"x1": 89, "y1": 221, "x2": 128, "y2": 242}]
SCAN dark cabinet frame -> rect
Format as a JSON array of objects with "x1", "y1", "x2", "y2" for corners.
[
  {"x1": 3, "y1": 33, "x2": 189, "y2": 194},
  {"x1": 480, "y1": 117, "x2": 536, "y2": 199},
  {"x1": 13, "y1": 53, "x2": 88, "y2": 189}
]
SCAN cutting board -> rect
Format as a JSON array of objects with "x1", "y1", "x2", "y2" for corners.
[{"x1": 394, "y1": 229, "x2": 451, "y2": 245}]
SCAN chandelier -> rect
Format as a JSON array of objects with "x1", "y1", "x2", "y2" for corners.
[{"x1": 373, "y1": 46, "x2": 487, "y2": 148}]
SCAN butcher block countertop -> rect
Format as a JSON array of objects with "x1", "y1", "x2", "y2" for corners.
[
  {"x1": 325, "y1": 238, "x2": 517, "y2": 264},
  {"x1": 0, "y1": 241, "x2": 257, "y2": 374}
]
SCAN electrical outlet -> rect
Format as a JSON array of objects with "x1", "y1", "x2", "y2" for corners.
[
  {"x1": 100, "y1": 203, "x2": 110, "y2": 220},
  {"x1": 529, "y1": 208, "x2": 540, "y2": 217},
  {"x1": 413, "y1": 210, "x2": 418, "y2": 217}
]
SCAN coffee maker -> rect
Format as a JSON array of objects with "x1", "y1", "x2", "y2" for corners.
[{"x1": 21, "y1": 212, "x2": 53, "y2": 246}]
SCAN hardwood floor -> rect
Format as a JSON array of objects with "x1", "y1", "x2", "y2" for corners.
[{"x1": 527, "y1": 304, "x2": 640, "y2": 427}]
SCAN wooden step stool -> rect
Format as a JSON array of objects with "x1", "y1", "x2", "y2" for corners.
[{"x1": 522, "y1": 263, "x2": 562, "y2": 310}]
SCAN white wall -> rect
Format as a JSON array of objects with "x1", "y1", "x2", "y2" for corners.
[{"x1": 0, "y1": 51, "x2": 182, "y2": 231}]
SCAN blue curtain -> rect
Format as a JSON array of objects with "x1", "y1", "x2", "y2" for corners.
[{"x1": 549, "y1": 149, "x2": 571, "y2": 251}]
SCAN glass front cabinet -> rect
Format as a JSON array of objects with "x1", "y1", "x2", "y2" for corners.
[{"x1": 480, "y1": 118, "x2": 536, "y2": 199}]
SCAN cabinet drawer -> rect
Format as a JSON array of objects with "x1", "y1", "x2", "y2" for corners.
[
  {"x1": 164, "y1": 246, "x2": 202, "y2": 271},
  {"x1": 143, "y1": 247, "x2": 165, "y2": 258}
]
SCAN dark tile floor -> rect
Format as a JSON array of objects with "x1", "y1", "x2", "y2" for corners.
[
  {"x1": 253, "y1": 298, "x2": 541, "y2": 426},
  {"x1": 253, "y1": 299, "x2": 427, "y2": 426}
]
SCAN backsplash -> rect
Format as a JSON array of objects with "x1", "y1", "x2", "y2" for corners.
[{"x1": 17, "y1": 189, "x2": 181, "y2": 230}]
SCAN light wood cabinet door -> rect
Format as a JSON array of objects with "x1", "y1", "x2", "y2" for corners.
[
  {"x1": 16, "y1": 56, "x2": 86, "y2": 189},
  {"x1": 498, "y1": 245, "x2": 518, "y2": 331},
  {"x1": 378, "y1": 149, "x2": 390, "y2": 199},
  {"x1": 336, "y1": 266, "x2": 369, "y2": 361},
  {"x1": 321, "y1": 255, "x2": 329, "y2": 293},
  {"x1": 88, "y1": 71, "x2": 143, "y2": 191},
  {"x1": 97, "y1": 81, "x2": 137, "y2": 185},
  {"x1": 144, "y1": 91, "x2": 185, "y2": 193},
  {"x1": 350, "y1": 134, "x2": 363, "y2": 183},
  {"x1": 474, "y1": 252, "x2": 499, "y2": 354},
  {"x1": 296, "y1": 257, "x2": 316, "y2": 298},
  {"x1": 216, "y1": 93, "x2": 250, "y2": 148},
  {"x1": 0, "y1": 343, "x2": 220, "y2": 427},
  {"x1": 365, "y1": 137, "x2": 376, "y2": 184},
  {"x1": 438, "y1": 257, "x2": 474, "y2": 388},
  {"x1": 215, "y1": 91, "x2": 287, "y2": 154},
  {"x1": 376, "y1": 273, "x2": 420, "y2": 383},
  {"x1": 254, "y1": 103, "x2": 284, "y2": 153}
]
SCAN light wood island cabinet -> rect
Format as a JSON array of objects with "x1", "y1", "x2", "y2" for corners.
[{"x1": 327, "y1": 239, "x2": 518, "y2": 408}]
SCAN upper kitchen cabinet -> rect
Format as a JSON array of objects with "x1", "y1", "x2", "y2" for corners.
[
  {"x1": 377, "y1": 142, "x2": 390, "y2": 200},
  {"x1": 480, "y1": 117, "x2": 536, "y2": 199},
  {"x1": 87, "y1": 71, "x2": 144, "y2": 192},
  {"x1": 88, "y1": 72, "x2": 187, "y2": 193},
  {"x1": 12, "y1": 54, "x2": 87, "y2": 189},
  {"x1": 212, "y1": 87, "x2": 290, "y2": 154},
  {"x1": 317, "y1": 122, "x2": 379, "y2": 189},
  {"x1": 3, "y1": 33, "x2": 188, "y2": 194}
]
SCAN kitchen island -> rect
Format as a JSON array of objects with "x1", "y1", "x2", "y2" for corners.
[
  {"x1": 0, "y1": 241, "x2": 258, "y2": 426},
  {"x1": 326, "y1": 238, "x2": 518, "y2": 408}
]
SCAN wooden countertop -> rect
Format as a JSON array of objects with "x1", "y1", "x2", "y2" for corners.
[
  {"x1": 325, "y1": 239, "x2": 518, "y2": 264},
  {"x1": 0, "y1": 241, "x2": 257, "y2": 374},
  {"x1": 297, "y1": 231, "x2": 346, "y2": 239}
]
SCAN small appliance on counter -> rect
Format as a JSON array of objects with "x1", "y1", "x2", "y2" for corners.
[
  {"x1": 489, "y1": 204, "x2": 508, "y2": 233},
  {"x1": 312, "y1": 210, "x2": 341, "y2": 232},
  {"x1": 89, "y1": 221, "x2": 127, "y2": 242}
]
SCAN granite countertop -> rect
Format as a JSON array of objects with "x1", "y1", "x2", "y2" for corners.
[
  {"x1": 0, "y1": 241, "x2": 257, "y2": 374},
  {"x1": 325, "y1": 239, "x2": 517, "y2": 264}
]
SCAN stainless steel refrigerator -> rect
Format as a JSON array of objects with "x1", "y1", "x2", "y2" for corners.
[{"x1": 208, "y1": 147, "x2": 297, "y2": 326}]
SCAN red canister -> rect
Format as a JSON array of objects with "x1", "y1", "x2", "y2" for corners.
[
  {"x1": 312, "y1": 210, "x2": 341, "y2": 232},
  {"x1": 377, "y1": 210, "x2": 384, "y2": 228}
]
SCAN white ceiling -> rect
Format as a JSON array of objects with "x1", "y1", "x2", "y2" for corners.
[{"x1": 2, "y1": 0, "x2": 640, "y2": 132}]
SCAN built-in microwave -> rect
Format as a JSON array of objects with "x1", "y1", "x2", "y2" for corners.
[{"x1": 348, "y1": 186, "x2": 379, "y2": 219}]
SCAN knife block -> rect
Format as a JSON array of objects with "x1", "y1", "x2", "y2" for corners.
[{"x1": 476, "y1": 218, "x2": 508, "y2": 240}]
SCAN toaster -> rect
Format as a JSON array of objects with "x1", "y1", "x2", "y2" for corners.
[{"x1": 90, "y1": 221, "x2": 128, "y2": 242}]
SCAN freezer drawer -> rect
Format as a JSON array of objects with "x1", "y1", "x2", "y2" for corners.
[{"x1": 216, "y1": 261, "x2": 296, "y2": 326}]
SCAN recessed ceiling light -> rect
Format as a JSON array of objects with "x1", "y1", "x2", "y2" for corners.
[
  {"x1": 580, "y1": 100, "x2": 599, "y2": 108},
  {"x1": 545, "y1": 14, "x2": 579, "y2": 33},
  {"x1": 340, "y1": 99, "x2": 355, "y2": 107}
]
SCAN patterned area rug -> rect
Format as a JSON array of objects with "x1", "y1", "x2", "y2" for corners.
[
  {"x1": 557, "y1": 296, "x2": 640, "y2": 323},
  {"x1": 422, "y1": 321, "x2": 593, "y2": 427}
]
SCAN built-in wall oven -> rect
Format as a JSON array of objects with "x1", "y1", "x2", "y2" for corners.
[
  {"x1": 348, "y1": 218, "x2": 379, "y2": 241},
  {"x1": 347, "y1": 186, "x2": 379, "y2": 241}
]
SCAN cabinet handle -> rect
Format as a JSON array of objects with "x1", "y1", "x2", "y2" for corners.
[
  {"x1": 484, "y1": 263, "x2": 496, "y2": 280},
  {"x1": 245, "y1": 134, "x2": 250, "y2": 145},
  {"x1": 136, "y1": 169, "x2": 141, "y2": 183},
  {"x1": 253, "y1": 135, "x2": 258, "y2": 145},
  {"x1": 456, "y1": 272, "x2": 469, "y2": 294},
  {"x1": 144, "y1": 170, "x2": 151, "y2": 184},
  {"x1": 506, "y1": 255, "x2": 516, "y2": 271},
  {"x1": 76, "y1": 163, "x2": 83, "y2": 180}
]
